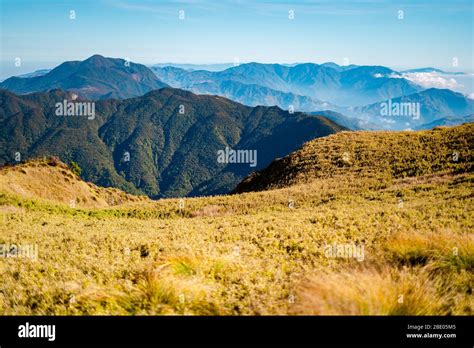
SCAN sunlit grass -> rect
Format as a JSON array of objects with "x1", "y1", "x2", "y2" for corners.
[{"x1": 0, "y1": 124, "x2": 472, "y2": 315}]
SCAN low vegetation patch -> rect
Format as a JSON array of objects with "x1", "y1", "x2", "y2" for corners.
[{"x1": 0, "y1": 125, "x2": 472, "y2": 315}]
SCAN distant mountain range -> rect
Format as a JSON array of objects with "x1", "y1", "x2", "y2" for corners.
[
  {"x1": 152, "y1": 66, "x2": 334, "y2": 111},
  {"x1": 0, "y1": 55, "x2": 168, "y2": 100},
  {"x1": 353, "y1": 88, "x2": 474, "y2": 130},
  {"x1": 401, "y1": 67, "x2": 467, "y2": 75},
  {"x1": 151, "y1": 62, "x2": 352, "y2": 72},
  {"x1": 16, "y1": 69, "x2": 52, "y2": 78},
  {"x1": 152, "y1": 63, "x2": 235, "y2": 72},
  {"x1": 152, "y1": 62, "x2": 474, "y2": 130},
  {"x1": 152, "y1": 62, "x2": 422, "y2": 107},
  {"x1": 186, "y1": 79, "x2": 337, "y2": 111},
  {"x1": 1, "y1": 55, "x2": 472, "y2": 132},
  {"x1": 413, "y1": 114, "x2": 474, "y2": 130},
  {"x1": 0, "y1": 88, "x2": 344, "y2": 197},
  {"x1": 309, "y1": 110, "x2": 378, "y2": 131}
]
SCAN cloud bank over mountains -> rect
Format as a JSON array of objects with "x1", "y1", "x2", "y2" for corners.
[{"x1": 374, "y1": 70, "x2": 473, "y2": 95}]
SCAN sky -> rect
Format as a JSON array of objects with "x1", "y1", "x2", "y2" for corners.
[{"x1": 0, "y1": 0, "x2": 473, "y2": 79}]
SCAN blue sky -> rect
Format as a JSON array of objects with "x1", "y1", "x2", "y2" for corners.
[{"x1": 0, "y1": 0, "x2": 473, "y2": 79}]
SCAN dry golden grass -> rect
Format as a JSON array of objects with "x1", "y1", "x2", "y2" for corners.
[
  {"x1": 384, "y1": 230, "x2": 474, "y2": 270},
  {"x1": 234, "y1": 123, "x2": 473, "y2": 193},
  {"x1": 0, "y1": 158, "x2": 148, "y2": 208},
  {"x1": 290, "y1": 264, "x2": 472, "y2": 315},
  {"x1": 0, "y1": 125, "x2": 472, "y2": 315},
  {"x1": 1, "y1": 171, "x2": 472, "y2": 315}
]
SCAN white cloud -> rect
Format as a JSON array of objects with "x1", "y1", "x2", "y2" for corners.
[
  {"x1": 374, "y1": 71, "x2": 471, "y2": 93},
  {"x1": 400, "y1": 72, "x2": 460, "y2": 89},
  {"x1": 389, "y1": 72, "x2": 403, "y2": 79},
  {"x1": 373, "y1": 72, "x2": 402, "y2": 79}
]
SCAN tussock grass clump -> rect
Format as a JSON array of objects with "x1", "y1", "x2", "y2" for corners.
[
  {"x1": 290, "y1": 264, "x2": 472, "y2": 315},
  {"x1": 384, "y1": 230, "x2": 474, "y2": 271}
]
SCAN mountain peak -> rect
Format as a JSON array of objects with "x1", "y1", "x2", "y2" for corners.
[
  {"x1": 84, "y1": 54, "x2": 107, "y2": 61},
  {"x1": 0, "y1": 55, "x2": 168, "y2": 100},
  {"x1": 321, "y1": 62, "x2": 340, "y2": 68},
  {"x1": 85, "y1": 54, "x2": 107, "y2": 60},
  {"x1": 421, "y1": 88, "x2": 462, "y2": 97},
  {"x1": 81, "y1": 54, "x2": 116, "y2": 68}
]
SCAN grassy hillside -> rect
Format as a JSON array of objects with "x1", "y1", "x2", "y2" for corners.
[
  {"x1": 0, "y1": 157, "x2": 148, "y2": 208},
  {"x1": 234, "y1": 123, "x2": 473, "y2": 193},
  {"x1": 0, "y1": 125, "x2": 472, "y2": 315}
]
